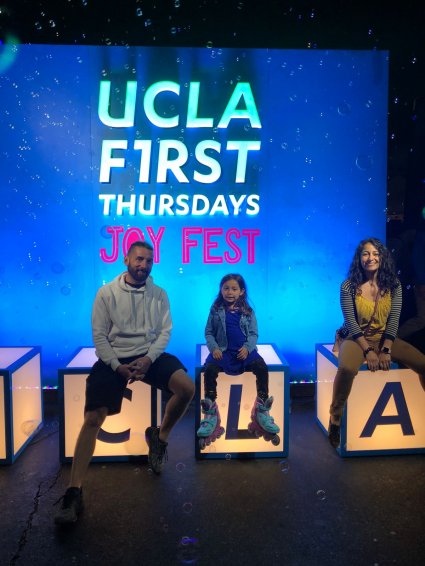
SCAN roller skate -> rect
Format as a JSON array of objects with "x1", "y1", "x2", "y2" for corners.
[
  {"x1": 197, "y1": 398, "x2": 225, "y2": 449},
  {"x1": 248, "y1": 396, "x2": 281, "y2": 446}
]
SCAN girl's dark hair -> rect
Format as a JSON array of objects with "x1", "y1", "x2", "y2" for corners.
[
  {"x1": 212, "y1": 274, "x2": 253, "y2": 314},
  {"x1": 347, "y1": 237, "x2": 399, "y2": 294}
]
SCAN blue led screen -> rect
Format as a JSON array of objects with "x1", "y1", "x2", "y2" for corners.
[{"x1": 0, "y1": 45, "x2": 388, "y2": 385}]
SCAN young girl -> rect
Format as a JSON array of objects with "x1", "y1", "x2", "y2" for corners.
[{"x1": 197, "y1": 274, "x2": 280, "y2": 448}]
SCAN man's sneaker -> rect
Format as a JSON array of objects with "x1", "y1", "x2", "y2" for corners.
[
  {"x1": 54, "y1": 487, "x2": 84, "y2": 525},
  {"x1": 145, "y1": 426, "x2": 168, "y2": 475},
  {"x1": 328, "y1": 419, "x2": 341, "y2": 449}
]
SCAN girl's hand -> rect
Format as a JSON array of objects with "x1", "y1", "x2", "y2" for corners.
[
  {"x1": 365, "y1": 350, "x2": 379, "y2": 371},
  {"x1": 213, "y1": 349, "x2": 223, "y2": 360},
  {"x1": 378, "y1": 352, "x2": 391, "y2": 371},
  {"x1": 237, "y1": 347, "x2": 248, "y2": 360}
]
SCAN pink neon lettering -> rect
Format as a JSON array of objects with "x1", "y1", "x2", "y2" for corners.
[
  {"x1": 100, "y1": 226, "x2": 125, "y2": 263},
  {"x1": 242, "y1": 229, "x2": 260, "y2": 264},
  {"x1": 224, "y1": 228, "x2": 242, "y2": 263},
  {"x1": 182, "y1": 227, "x2": 202, "y2": 264},
  {"x1": 122, "y1": 227, "x2": 145, "y2": 255},
  {"x1": 203, "y1": 228, "x2": 223, "y2": 264},
  {"x1": 146, "y1": 227, "x2": 166, "y2": 263}
]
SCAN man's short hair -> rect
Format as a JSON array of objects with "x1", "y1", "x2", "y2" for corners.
[{"x1": 127, "y1": 240, "x2": 154, "y2": 255}]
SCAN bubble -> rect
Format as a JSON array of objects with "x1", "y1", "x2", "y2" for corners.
[
  {"x1": 316, "y1": 489, "x2": 326, "y2": 500},
  {"x1": 206, "y1": 41, "x2": 213, "y2": 48},
  {"x1": 337, "y1": 102, "x2": 351, "y2": 116},
  {"x1": 182, "y1": 502, "x2": 193, "y2": 514},
  {"x1": 280, "y1": 460, "x2": 290, "y2": 473},
  {"x1": 225, "y1": 454, "x2": 231, "y2": 460},
  {"x1": 176, "y1": 462, "x2": 186, "y2": 472},
  {"x1": 61, "y1": 285, "x2": 71, "y2": 296},
  {"x1": 51, "y1": 261, "x2": 64, "y2": 274},
  {"x1": 136, "y1": 7, "x2": 143, "y2": 16},
  {"x1": 355, "y1": 155, "x2": 373, "y2": 171},
  {"x1": 177, "y1": 536, "x2": 198, "y2": 563}
]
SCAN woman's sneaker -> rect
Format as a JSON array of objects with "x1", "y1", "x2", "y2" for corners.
[
  {"x1": 145, "y1": 426, "x2": 168, "y2": 474},
  {"x1": 54, "y1": 487, "x2": 84, "y2": 525}
]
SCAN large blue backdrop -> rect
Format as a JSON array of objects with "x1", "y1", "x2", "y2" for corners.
[{"x1": 0, "y1": 45, "x2": 388, "y2": 385}]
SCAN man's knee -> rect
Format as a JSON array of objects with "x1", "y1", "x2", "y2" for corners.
[
  {"x1": 169, "y1": 370, "x2": 195, "y2": 402},
  {"x1": 84, "y1": 408, "x2": 108, "y2": 429}
]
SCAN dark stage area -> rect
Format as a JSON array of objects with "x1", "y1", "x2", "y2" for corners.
[{"x1": 1, "y1": 395, "x2": 423, "y2": 566}]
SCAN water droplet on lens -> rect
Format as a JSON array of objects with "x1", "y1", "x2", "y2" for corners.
[
  {"x1": 316, "y1": 489, "x2": 326, "y2": 500},
  {"x1": 176, "y1": 462, "x2": 186, "y2": 472},
  {"x1": 182, "y1": 502, "x2": 193, "y2": 513}
]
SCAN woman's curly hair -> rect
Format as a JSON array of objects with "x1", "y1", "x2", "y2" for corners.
[{"x1": 347, "y1": 237, "x2": 400, "y2": 294}]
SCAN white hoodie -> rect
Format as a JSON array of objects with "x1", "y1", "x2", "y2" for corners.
[{"x1": 91, "y1": 272, "x2": 172, "y2": 370}]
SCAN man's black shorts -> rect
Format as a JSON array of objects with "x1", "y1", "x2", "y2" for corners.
[{"x1": 85, "y1": 353, "x2": 186, "y2": 415}]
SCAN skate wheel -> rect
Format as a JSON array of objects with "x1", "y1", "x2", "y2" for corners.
[
  {"x1": 217, "y1": 427, "x2": 225, "y2": 438},
  {"x1": 205, "y1": 438, "x2": 211, "y2": 446},
  {"x1": 254, "y1": 430, "x2": 261, "y2": 439},
  {"x1": 247, "y1": 423, "x2": 254, "y2": 434},
  {"x1": 199, "y1": 439, "x2": 206, "y2": 450},
  {"x1": 271, "y1": 435, "x2": 280, "y2": 446}
]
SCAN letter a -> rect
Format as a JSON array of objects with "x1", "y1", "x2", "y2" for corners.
[{"x1": 360, "y1": 382, "x2": 414, "y2": 437}]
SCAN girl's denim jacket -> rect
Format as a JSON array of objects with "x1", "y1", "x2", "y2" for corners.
[{"x1": 205, "y1": 306, "x2": 258, "y2": 353}]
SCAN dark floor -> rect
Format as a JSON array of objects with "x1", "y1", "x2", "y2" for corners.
[{"x1": 1, "y1": 396, "x2": 424, "y2": 566}]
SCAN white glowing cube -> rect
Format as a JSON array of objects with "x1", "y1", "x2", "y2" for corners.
[
  {"x1": 0, "y1": 347, "x2": 43, "y2": 464},
  {"x1": 316, "y1": 344, "x2": 425, "y2": 456},
  {"x1": 195, "y1": 344, "x2": 289, "y2": 459},
  {"x1": 58, "y1": 347, "x2": 161, "y2": 462}
]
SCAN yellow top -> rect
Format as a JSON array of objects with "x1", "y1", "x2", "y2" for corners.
[{"x1": 355, "y1": 292, "x2": 391, "y2": 337}]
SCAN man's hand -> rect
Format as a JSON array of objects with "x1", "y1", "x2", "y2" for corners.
[
  {"x1": 116, "y1": 364, "x2": 138, "y2": 381},
  {"x1": 127, "y1": 356, "x2": 152, "y2": 383}
]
